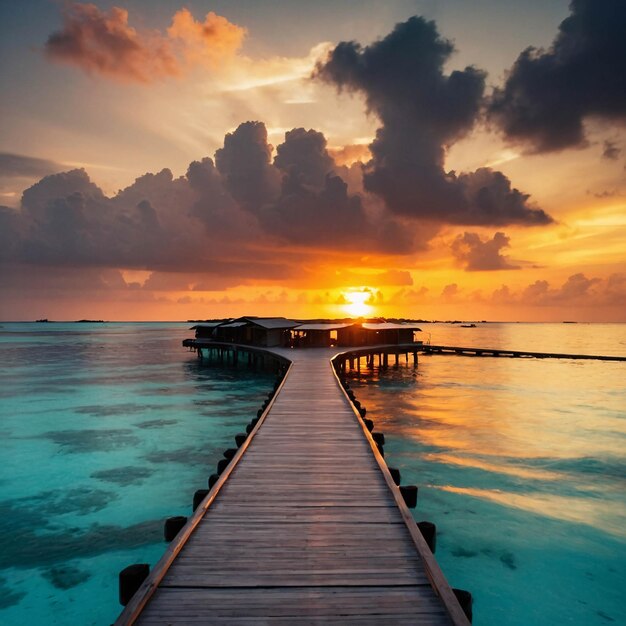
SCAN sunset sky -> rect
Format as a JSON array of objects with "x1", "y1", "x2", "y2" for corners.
[{"x1": 1, "y1": 0, "x2": 624, "y2": 321}]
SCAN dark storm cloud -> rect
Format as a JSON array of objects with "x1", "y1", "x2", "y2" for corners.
[
  {"x1": 274, "y1": 128, "x2": 335, "y2": 187},
  {"x1": 457, "y1": 169, "x2": 550, "y2": 226},
  {"x1": 215, "y1": 121, "x2": 418, "y2": 251},
  {"x1": 489, "y1": 0, "x2": 626, "y2": 153},
  {"x1": 0, "y1": 153, "x2": 65, "y2": 179},
  {"x1": 260, "y1": 170, "x2": 368, "y2": 245},
  {"x1": 316, "y1": 16, "x2": 551, "y2": 226},
  {"x1": 215, "y1": 121, "x2": 281, "y2": 212},
  {"x1": 451, "y1": 231, "x2": 520, "y2": 272}
]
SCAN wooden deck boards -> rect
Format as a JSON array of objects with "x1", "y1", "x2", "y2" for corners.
[{"x1": 118, "y1": 348, "x2": 466, "y2": 625}]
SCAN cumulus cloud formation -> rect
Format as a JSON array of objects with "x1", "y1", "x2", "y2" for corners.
[
  {"x1": 316, "y1": 16, "x2": 552, "y2": 226},
  {"x1": 45, "y1": 3, "x2": 245, "y2": 82},
  {"x1": 0, "y1": 122, "x2": 429, "y2": 293},
  {"x1": 274, "y1": 128, "x2": 334, "y2": 188},
  {"x1": 523, "y1": 273, "x2": 601, "y2": 305},
  {"x1": 451, "y1": 231, "x2": 519, "y2": 271},
  {"x1": 491, "y1": 273, "x2": 625, "y2": 308},
  {"x1": 214, "y1": 122, "x2": 417, "y2": 252},
  {"x1": 489, "y1": 0, "x2": 626, "y2": 153},
  {"x1": 215, "y1": 122, "x2": 281, "y2": 212}
]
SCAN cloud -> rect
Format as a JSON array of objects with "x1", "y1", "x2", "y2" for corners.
[
  {"x1": 215, "y1": 121, "x2": 419, "y2": 252},
  {"x1": 260, "y1": 170, "x2": 369, "y2": 246},
  {"x1": 602, "y1": 140, "x2": 621, "y2": 161},
  {"x1": 489, "y1": 0, "x2": 626, "y2": 153},
  {"x1": 492, "y1": 273, "x2": 615, "y2": 307},
  {"x1": 215, "y1": 121, "x2": 280, "y2": 211},
  {"x1": 441, "y1": 283, "x2": 458, "y2": 298},
  {"x1": 44, "y1": 4, "x2": 245, "y2": 83},
  {"x1": 316, "y1": 16, "x2": 552, "y2": 226},
  {"x1": 455, "y1": 169, "x2": 550, "y2": 226},
  {"x1": 387, "y1": 286, "x2": 429, "y2": 306},
  {"x1": 451, "y1": 231, "x2": 520, "y2": 271},
  {"x1": 539, "y1": 273, "x2": 601, "y2": 303},
  {"x1": 0, "y1": 121, "x2": 435, "y2": 297},
  {"x1": 274, "y1": 128, "x2": 335, "y2": 188},
  {"x1": 0, "y1": 206, "x2": 21, "y2": 261},
  {"x1": 0, "y1": 153, "x2": 66, "y2": 179},
  {"x1": 166, "y1": 8, "x2": 246, "y2": 68}
]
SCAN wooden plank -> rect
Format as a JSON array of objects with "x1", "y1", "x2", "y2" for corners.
[{"x1": 137, "y1": 586, "x2": 449, "y2": 625}]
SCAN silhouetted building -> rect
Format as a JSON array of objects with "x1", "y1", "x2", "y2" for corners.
[{"x1": 192, "y1": 318, "x2": 421, "y2": 348}]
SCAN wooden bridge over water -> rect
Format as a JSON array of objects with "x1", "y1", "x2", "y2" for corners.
[{"x1": 115, "y1": 346, "x2": 470, "y2": 625}]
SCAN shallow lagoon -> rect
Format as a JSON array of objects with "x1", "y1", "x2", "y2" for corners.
[
  {"x1": 0, "y1": 321, "x2": 624, "y2": 624},
  {"x1": 0, "y1": 322, "x2": 274, "y2": 625}
]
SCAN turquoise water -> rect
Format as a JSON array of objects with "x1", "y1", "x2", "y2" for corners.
[
  {"x1": 0, "y1": 322, "x2": 274, "y2": 625},
  {"x1": 345, "y1": 323, "x2": 626, "y2": 626},
  {"x1": 1, "y1": 322, "x2": 624, "y2": 625}
]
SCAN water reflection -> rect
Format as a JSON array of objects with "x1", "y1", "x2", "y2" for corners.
[
  {"x1": 421, "y1": 453, "x2": 564, "y2": 482},
  {"x1": 439, "y1": 486, "x2": 626, "y2": 539},
  {"x1": 345, "y1": 332, "x2": 626, "y2": 626}
]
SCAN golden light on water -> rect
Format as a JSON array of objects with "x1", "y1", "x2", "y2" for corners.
[{"x1": 437, "y1": 486, "x2": 626, "y2": 539}]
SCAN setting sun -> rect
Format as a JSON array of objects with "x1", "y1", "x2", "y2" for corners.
[{"x1": 343, "y1": 289, "x2": 374, "y2": 317}]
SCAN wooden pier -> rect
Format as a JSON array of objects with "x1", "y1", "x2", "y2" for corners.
[
  {"x1": 115, "y1": 347, "x2": 469, "y2": 625},
  {"x1": 329, "y1": 344, "x2": 626, "y2": 374},
  {"x1": 421, "y1": 344, "x2": 626, "y2": 361}
]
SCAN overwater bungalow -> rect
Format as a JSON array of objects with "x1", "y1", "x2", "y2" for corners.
[
  {"x1": 290, "y1": 323, "x2": 352, "y2": 347},
  {"x1": 192, "y1": 318, "x2": 422, "y2": 348},
  {"x1": 195, "y1": 317, "x2": 300, "y2": 347},
  {"x1": 337, "y1": 322, "x2": 422, "y2": 346}
]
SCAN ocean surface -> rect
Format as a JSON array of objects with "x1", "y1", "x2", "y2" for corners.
[
  {"x1": 346, "y1": 323, "x2": 626, "y2": 626},
  {"x1": 0, "y1": 321, "x2": 624, "y2": 625},
  {"x1": 0, "y1": 322, "x2": 275, "y2": 625}
]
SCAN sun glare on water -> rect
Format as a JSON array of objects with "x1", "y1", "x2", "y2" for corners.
[{"x1": 343, "y1": 290, "x2": 374, "y2": 317}]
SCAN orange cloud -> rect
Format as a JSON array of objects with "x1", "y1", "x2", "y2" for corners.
[
  {"x1": 45, "y1": 4, "x2": 245, "y2": 83},
  {"x1": 167, "y1": 9, "x2": 246, "y2": 68}
]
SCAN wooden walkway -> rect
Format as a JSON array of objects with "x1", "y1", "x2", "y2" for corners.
[
  {"x1": 422, "y1": 344, "x2": 626, "y2": 361},
  {"x1": 116, "y1": 348, "x2": 468, "y2": 625}
]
